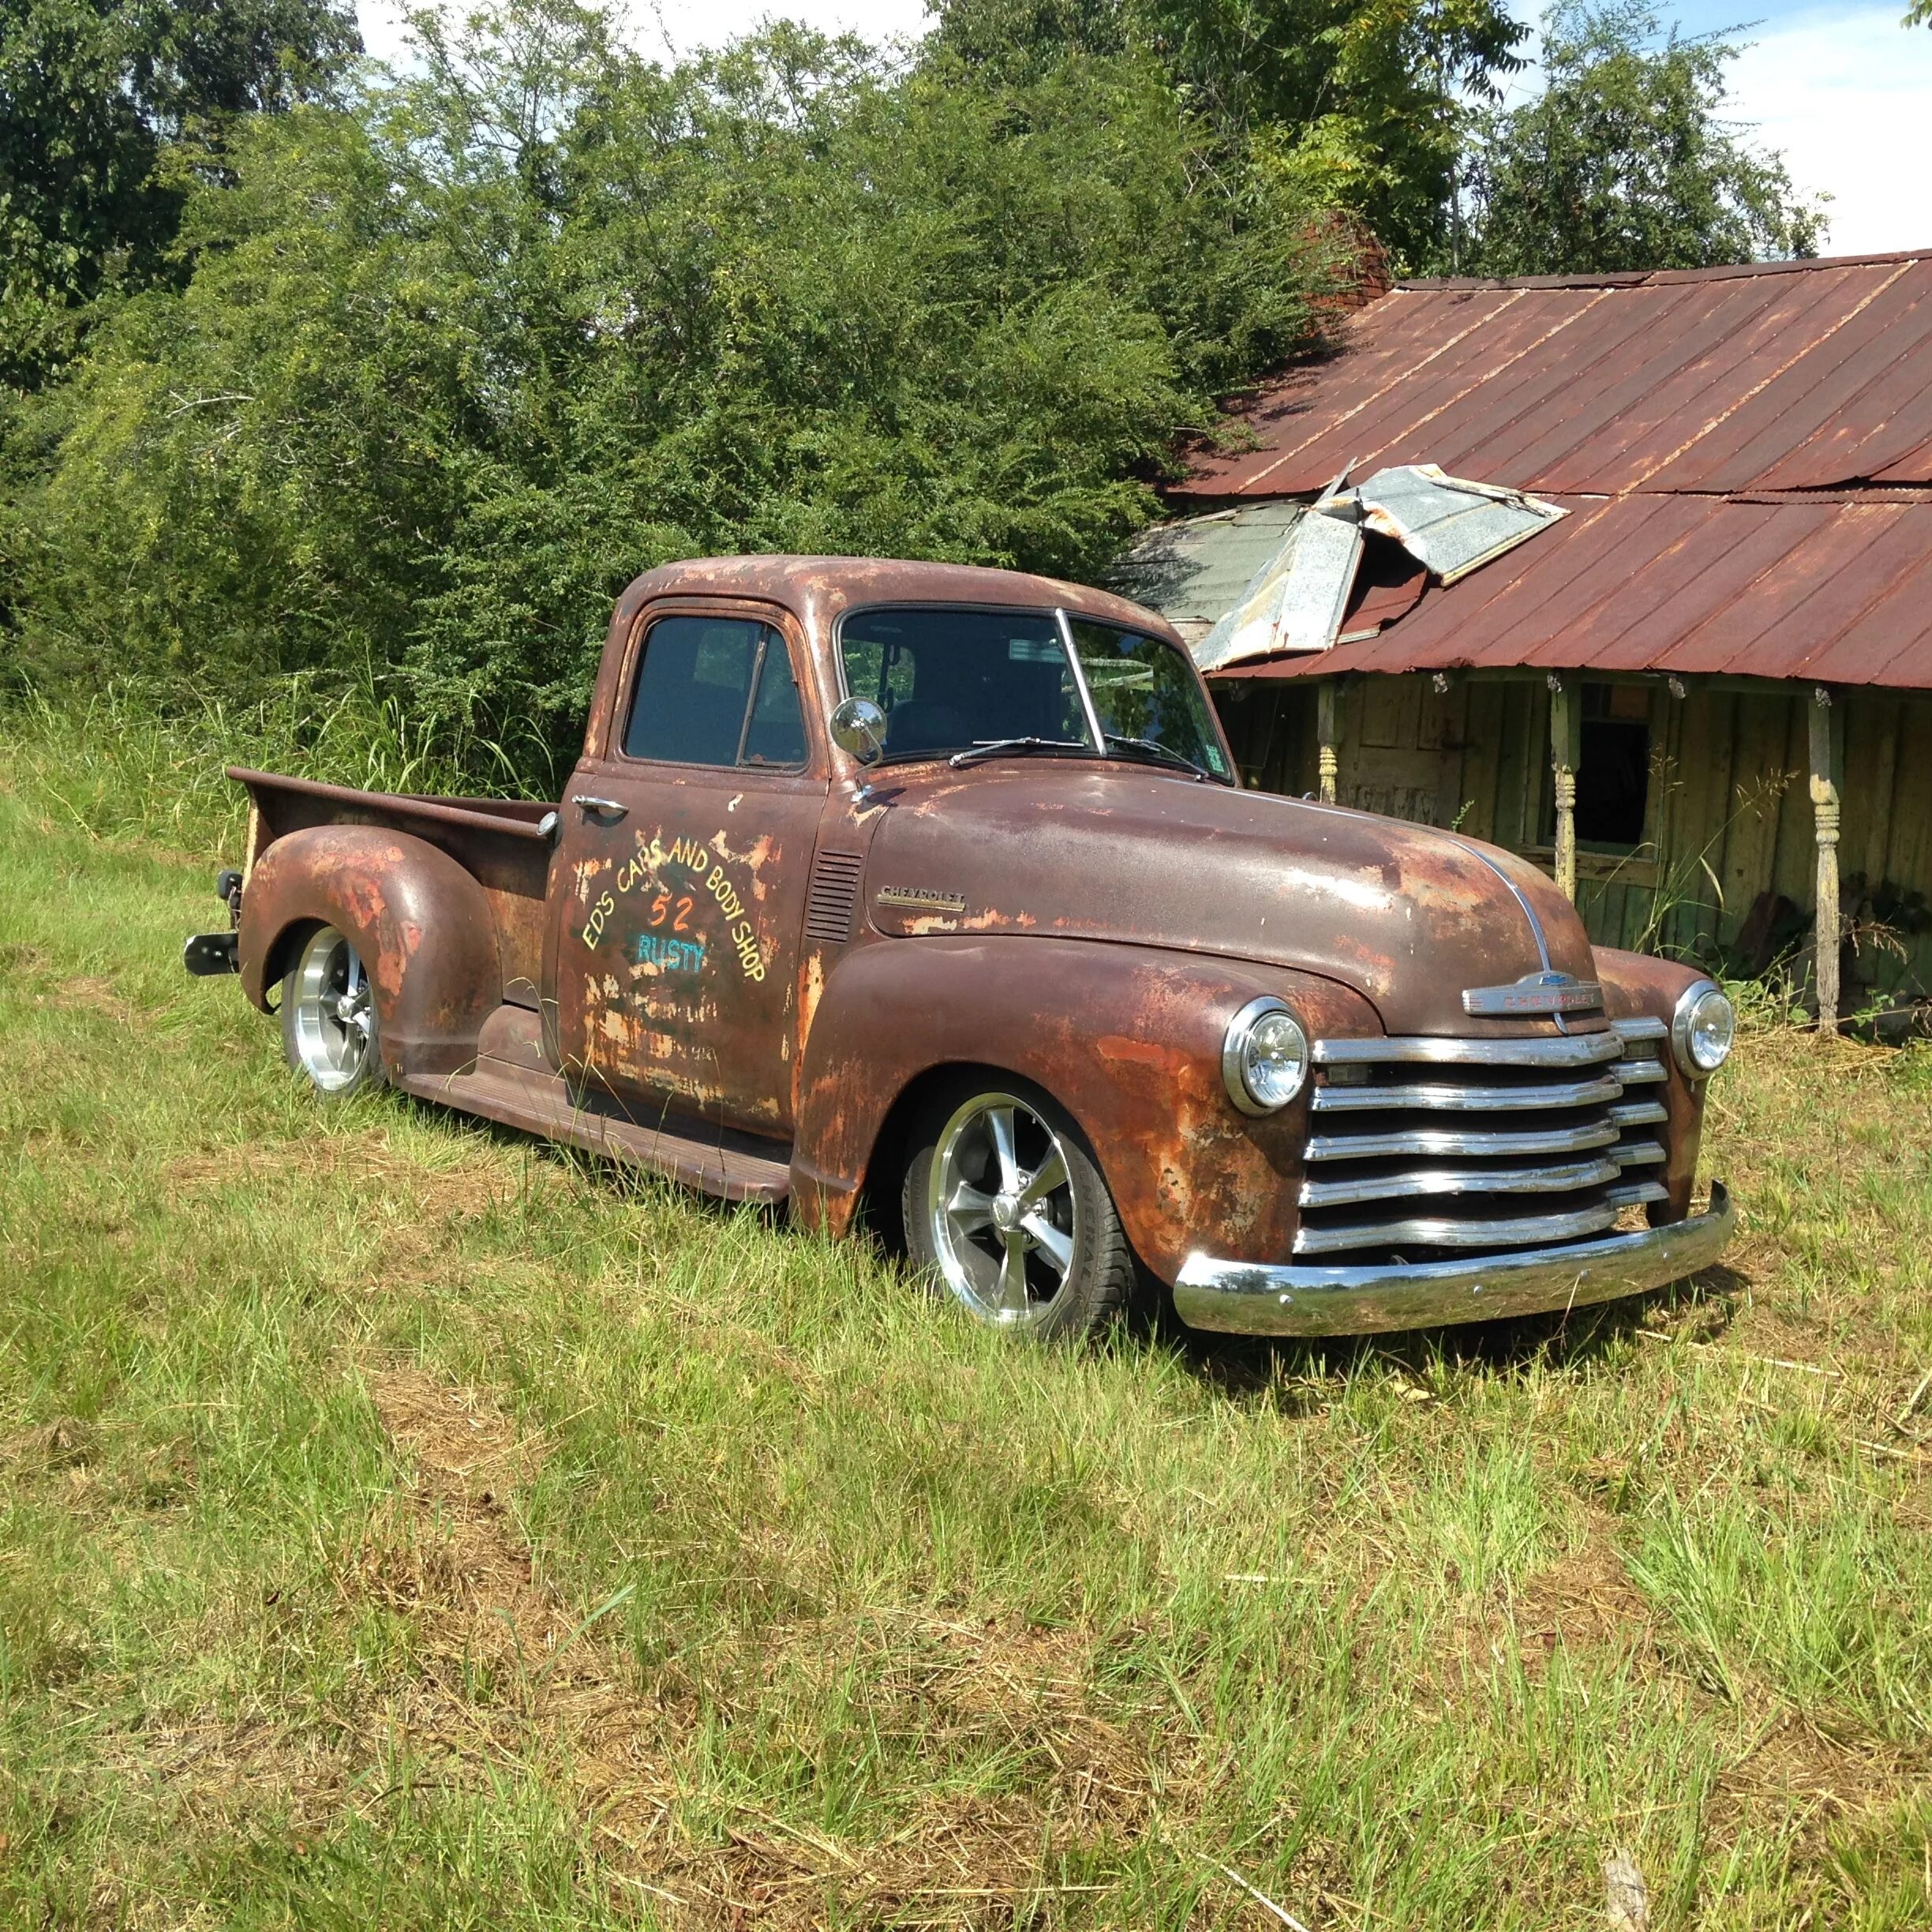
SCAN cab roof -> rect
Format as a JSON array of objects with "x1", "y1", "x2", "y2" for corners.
[{"x1": 614, "y1": 554, "x2": 1179, "y2": 646}]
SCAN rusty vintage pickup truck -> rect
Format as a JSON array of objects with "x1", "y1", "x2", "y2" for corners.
[{"x1": 185, "y1": 555, "x2": 1735, "y2": 1339}]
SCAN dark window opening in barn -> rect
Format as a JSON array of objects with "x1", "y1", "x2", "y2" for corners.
[{"x1": 1568, "y1": 683, "x2": 1652, "y2": 849}]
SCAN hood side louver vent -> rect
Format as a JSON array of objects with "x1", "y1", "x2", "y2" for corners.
[{"x1": 805, "y1": 850, "x2": 866, "y2": 944}]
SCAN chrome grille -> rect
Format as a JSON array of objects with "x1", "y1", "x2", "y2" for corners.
[{"x1": 1296, "y1": 1019, "x2": 1671, "y2": 1260}]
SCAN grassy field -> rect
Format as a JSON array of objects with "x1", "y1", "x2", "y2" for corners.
[{"x1": 3, "y1": 717, "x2": 1931, "y2": 1930}]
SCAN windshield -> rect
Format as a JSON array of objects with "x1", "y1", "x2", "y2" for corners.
[
  {"x1": 1065, "y1": 619, "x2": 1231, "y2": 781},
  {"x1": 838, "y1": 605, "x2": 1231, "y2": 779}
]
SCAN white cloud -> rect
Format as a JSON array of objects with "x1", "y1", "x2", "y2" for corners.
[{"x1": 1724, "y1": 6, "x2": 1932, "y2": 256}]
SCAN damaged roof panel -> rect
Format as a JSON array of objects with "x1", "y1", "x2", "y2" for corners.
[
  {"x1": 1175, "y1": 251, "x2": 1932, "y2": 501},
  {"x1": 1107, "y1": 500, "x2": 1305, "y2": 642},
  {"x1": 1350, "y1": 465, "x2": 1565, "y2": 582}
]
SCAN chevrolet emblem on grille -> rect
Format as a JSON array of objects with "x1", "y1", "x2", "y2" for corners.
[{"x1": 1462, "y1": 970, "x2": 1604, "y2": 1017}]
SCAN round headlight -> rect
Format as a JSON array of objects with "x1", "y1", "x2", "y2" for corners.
[
  {"x1": 1671, "y1": 979, "x2": 1735, "y2": 1077},
  {"x1": 1222, "y1": 998, "x2": 1309, "y2": 1114}
]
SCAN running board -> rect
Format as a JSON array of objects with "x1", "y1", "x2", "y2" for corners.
[{"x1": 393, "y1": 1057, "x2": 792, "y2": 1205}]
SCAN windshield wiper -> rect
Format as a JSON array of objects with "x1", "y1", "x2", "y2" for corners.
[
  {"x1": 948, "y1": 736, "x2": 1088, "y2": 769},
  {"x1": 1101, "y1": 733, "x2": 1211, "y2": 781}
]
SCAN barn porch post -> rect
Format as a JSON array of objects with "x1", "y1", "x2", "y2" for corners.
[
  {"x1": 1809, "y1": 684, "x2": 1844, "y2": 1033},
  {"x1": 1548, "y1": 672, "x2": 1581, "y2": 901},
  {"x1": 1316, "y1": 679, "x2": 1343, "y2": 804}
]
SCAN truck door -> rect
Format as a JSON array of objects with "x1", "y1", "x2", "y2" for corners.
[{"x1": 548, "y1": 601, "x2": 826, "y2": 1138}]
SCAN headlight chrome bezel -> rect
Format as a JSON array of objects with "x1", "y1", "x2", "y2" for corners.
[
  {"x1": 1222, "y1": 997, "x2": 1310, "y2": 1116},
  {"x1": 1670, "y1": 979, "x2": 1735, "y2": 1079}
]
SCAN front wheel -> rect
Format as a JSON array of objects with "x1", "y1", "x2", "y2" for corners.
[
  {"x1": 902, "y1": 1078, "x2": 1134, "y2": 1341},
  {"x1": 281, "y1": 924, "x2": 383, "y2": 1096}
]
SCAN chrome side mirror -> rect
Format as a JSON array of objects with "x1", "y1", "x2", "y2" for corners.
[{"x1": 829, "y1": 696, "x2": 887, "y2": 766}]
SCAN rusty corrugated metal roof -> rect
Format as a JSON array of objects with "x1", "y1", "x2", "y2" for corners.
[
  {"x1": 1178, "y1": 252, "x2": 1932, "y2": 499},
  {"x1": 1169, "y1": 249, "x2": 1932, "y2": 691},
  {"x1": 1212, "y1": 492, "x2": 1932, "y2": 690}
]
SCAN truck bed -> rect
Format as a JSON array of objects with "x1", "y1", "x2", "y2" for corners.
[{"x1": 229, "y1": 766, "x2": 557, "y2": 1009}]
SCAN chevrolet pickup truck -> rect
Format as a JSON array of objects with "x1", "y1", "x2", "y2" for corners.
[{"x1": 185, "y1": 555, "x2": 1735, "y2": 1340}]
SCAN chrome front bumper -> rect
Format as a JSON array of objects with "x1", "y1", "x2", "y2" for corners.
[{"x1": 1174, "y1": 1182, "x2": 1735, "y2": 1337}]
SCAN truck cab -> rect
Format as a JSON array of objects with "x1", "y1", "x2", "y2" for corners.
[{"x1": 197, "y1": 555, "x2": 1736, "y2": 1339}]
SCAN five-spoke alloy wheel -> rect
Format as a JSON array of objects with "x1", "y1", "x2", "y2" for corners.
[
  {"x1": 903, "y1": 1078, "x2": 1134, "y2": 1340},
  {"x1": 282, "y1": 924, "x2": 382, "y2": 1095}
]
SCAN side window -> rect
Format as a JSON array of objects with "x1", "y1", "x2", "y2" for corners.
[
  {"x1": 622, "y1": 616, "x2": 808, "y2": 769},
  {"x1": 742, "y1": 637, "x2": 809, "y2": 766}
]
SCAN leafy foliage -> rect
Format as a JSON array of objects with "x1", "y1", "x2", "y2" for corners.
[
  {"x1": 3, "y1": 1, "x2": 1342, "y2": 771},
  {"x1": 1451, "y1": 2, "x2": 1827, "y2": 277},
  {"x1": 934, "y1": 0, "x2": 1527, "y2": 266},
  {"x1": 0, "y1": 0, "x2": 361, "y2": 389}
]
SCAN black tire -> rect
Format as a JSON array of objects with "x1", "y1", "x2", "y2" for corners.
[
  {"x1": 900, "y1": 1073, "x2": 1134, "y2": 1341},
  {"x1": 280, "y1": 923, "x2": 384, "y2": 1097}
]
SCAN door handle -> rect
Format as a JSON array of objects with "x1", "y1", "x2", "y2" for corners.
[{"x1": 572, "y1": 794, "x2": 628, "y2": 820}]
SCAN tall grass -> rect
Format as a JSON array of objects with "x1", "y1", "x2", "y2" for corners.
[
  {"x1": 0, "y1": 672, "x2": 559, "y2": 856},
  {"x1": 3, "y1": 707, "x2": 1930, "y2": 1927}
]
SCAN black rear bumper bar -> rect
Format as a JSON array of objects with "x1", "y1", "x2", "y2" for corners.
[{"x1": 182, "y1": 930, "x2": 239, "y2": 976}]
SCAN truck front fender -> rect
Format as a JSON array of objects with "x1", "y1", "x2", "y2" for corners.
[
  {"x1": 791, "y1": 936, "x2": 1380, "y2": 1285},
  {"x1": 238, "y1": 824, "x2": 502, "y2": 1079},
  {"x1": 1594, "y1": 945, "x2": 1713, "y2": 1223}
]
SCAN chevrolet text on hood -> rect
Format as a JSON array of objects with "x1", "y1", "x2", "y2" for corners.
[{"x1": 183, "y1": 556, "x2": 1736, "y2": 1342}]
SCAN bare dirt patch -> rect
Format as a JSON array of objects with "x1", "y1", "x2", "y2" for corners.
[
  {"x1": 47, "y1": 975, "x2": 135, "y2": 1023},
  {"x1": 1505, "y1": 1531, "x2": 1655, "y2": 1664}
]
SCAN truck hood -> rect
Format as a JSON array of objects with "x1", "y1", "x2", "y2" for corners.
[{"x1": 859, "y1": 762, "x2": 1598, "y2": 1035}]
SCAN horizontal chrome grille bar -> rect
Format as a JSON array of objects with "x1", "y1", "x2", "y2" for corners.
[
  {"x1": 1608, "y1": 1180, "x2": 1668, "y2": 1208},
  {"x1": 1301, "y1": 1156, "x2": 1623, "y2": 1209},
  {"x1": 1617, "y1": 1060, "x2": 1667, "y2": 1084},
  {"x1": 1293, "y1": 1200, "x2": 1623, "y2": 1256},
  {"x1": 1612, "y1": 1015, "x2": 1668, "y2": 1041},
  {"x1": 1313, "y1": 1031, "x2": 1625, "y2": 1068},
  {"x1": 1609, "y1": 1100, "x2": 1668, "y2": 1127},
  {"x1": 1612, "y1": 1142, "x2": 1665, "y2": 1166},
  {"x1": 1305, "y1": 1120, "x2": 1622, "y2": 1163},
  {"x1": 1312, "y1": 1072, "x2": 1625, "y2": 1114}
]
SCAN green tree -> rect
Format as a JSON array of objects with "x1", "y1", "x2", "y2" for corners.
[
  {"x1": 0, "y1": 0, "x2": 361, "y2": 389},
  {"x1": 1451, "y1": 2, "x2": 1825, "y2": 276},
  {"x1": 5, "y1": 1, "x2": 1341, "y2": 769},
  {"x1": 932, "y1": 0, "x2": 1527, "y2": 266}
]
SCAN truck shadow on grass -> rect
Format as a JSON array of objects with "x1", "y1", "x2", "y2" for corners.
[
  {"x1": 1166, "y1": 1263, "x2": 1753, "y2": 1406},
  {"x1": 391, "y1": 1084, "x2": 1754, "y2": 1403}
]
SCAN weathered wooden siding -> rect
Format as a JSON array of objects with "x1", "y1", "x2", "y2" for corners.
[{"x1": 1214, "y1": 675, "x2": 1932, "y2": 998}]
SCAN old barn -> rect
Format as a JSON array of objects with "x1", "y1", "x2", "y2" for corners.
[{"x1": 1120, "y1": 249, "x2": 1932, "y2": 1029}]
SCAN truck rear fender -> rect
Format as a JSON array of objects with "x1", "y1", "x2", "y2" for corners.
[
  {"x1": 790, "y1": 936, "x2": 1382, "y2": 1286},
  {"x1": 238, "y1": 824, "x2": 502, "y2": 1080}
]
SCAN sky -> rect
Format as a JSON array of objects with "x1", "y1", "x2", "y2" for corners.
[{"x1": 356, "y1": 0, "x2": 1932, "y2": 258}]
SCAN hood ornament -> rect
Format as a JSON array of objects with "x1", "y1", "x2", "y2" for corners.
[{"x1": 1462, "y1": 970, "x2": 1603, "y2": 1017}]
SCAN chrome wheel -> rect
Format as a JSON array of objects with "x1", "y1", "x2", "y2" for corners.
[
  {"x1": 925, "y1": 1091, "x2": 1078, "y2": 1329},
  {"x1": 286, "y1": 925, "x2": 378, "y2": 1093}
]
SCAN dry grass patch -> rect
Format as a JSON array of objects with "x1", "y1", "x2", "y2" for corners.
[{"x1": 339, "y1": 1366, "x2": 1164, "y2": 1930}]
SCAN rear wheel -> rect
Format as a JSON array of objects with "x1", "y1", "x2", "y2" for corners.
[
  {"x1": 281, "y1": 925, "x2": 382, "y2": 1096},
  {"x1": 902, "y1": 1078, "x2": 1133, "y2": 1341}
]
